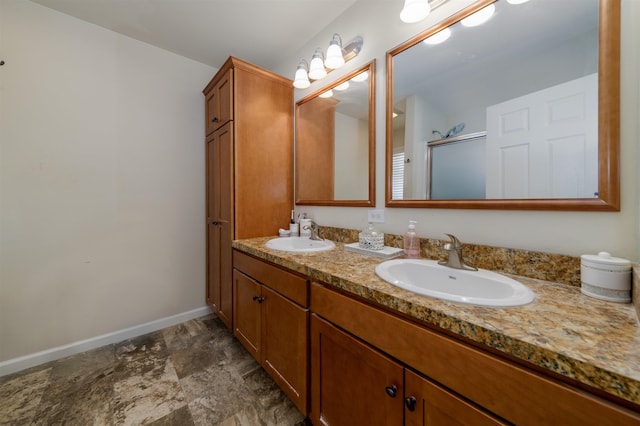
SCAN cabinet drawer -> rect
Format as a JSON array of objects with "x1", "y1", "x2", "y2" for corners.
[
  {"x1": 311, "y1": 282, "x2": 640, "y2": 426},
  {"x1": 233, "y1": 250, "x2": 308, "y2": 306}
]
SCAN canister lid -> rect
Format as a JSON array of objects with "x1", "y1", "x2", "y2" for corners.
[{"x1": 581, "y1": 251, "x2": 631, "y2": 270}]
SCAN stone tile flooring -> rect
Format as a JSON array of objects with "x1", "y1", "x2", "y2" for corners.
[{"x1": 0, "y1": 315, "x2": 306, "y2": 425}]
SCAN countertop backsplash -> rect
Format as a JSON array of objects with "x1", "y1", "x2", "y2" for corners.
[{"x1": 319, "y1": 225, "x2": 581, "y2": 287}]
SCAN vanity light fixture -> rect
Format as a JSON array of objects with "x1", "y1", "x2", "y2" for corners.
[
  {"x1": 423, "y1": 27, "x2": 451, "y2": 45},
  {"x1": 400, "y1": 0, "x2": 431, "y2": 23},
  {"x1": 325, "y1": 33, "x2": 345, "y2": 69},
  {"x1": 293, "y1": 59, "x2": 311, "y2": 89},
  {"x1": 461, "y1": 3, "x2": 495, "y2": 27},
  {"x1": 319, "y1": 89, "x2": 334, "y2": 98},
  {"x1": 292, "y1": 34, "x2": 364, "y2": 89},
  {"x1": 308, "y1": 48, "x2": 327, "y2": 80}
]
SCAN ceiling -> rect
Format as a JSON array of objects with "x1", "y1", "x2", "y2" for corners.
[{"x1": 29, "y1": 0, "x2": 359, "y2": 71}]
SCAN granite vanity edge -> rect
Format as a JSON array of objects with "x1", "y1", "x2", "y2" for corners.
[{"x1": 232, "y1": 239, "x2": 640, "y2": 407}]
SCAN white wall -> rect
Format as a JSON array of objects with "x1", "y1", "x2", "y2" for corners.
[
  {"x1": 278, "y1": 0, "x2": 640, "y2": 261},
  {"x1": 0, "y1": 1, "x2": 215, "y2": 364}
]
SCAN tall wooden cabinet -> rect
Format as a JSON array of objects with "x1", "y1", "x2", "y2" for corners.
[{"x1": 204, "y1": 57, "x2": 293, "y2": 329}]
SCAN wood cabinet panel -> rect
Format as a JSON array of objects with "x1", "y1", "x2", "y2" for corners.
[
  {"x1": 205, "y1": 68, "x2": 232, "y2": 135},
  {"x1": 262, "y1": 285, "x2": 309, "y2": 413},
  {"x1": 232, "y1": 269, "x2": 261, "y2": 358},
  {"x1": 311, "y1": 282, "x2": 640, "y2": 426},
  {"x1": 404, "y1": 369, "x2": 506, "y2": 426},
  {"x1": 205, "y1": 123, "x2": 233, "y2": 329},
  {"x1": 233, "y1": 251, "x2": 309, "y2": 415},
  {"x1": 311, "y1": 314, "x2": 404, "y2": 426},
  {"x1": 233, "y1": 251, "x2": 307, "y2": 306}
]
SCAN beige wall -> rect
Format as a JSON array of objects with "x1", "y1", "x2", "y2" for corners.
[
  {"x1": 281, "y1": 0, "x2": 640, "y2": 262},
  {"x1": 0, "y1": 1, "x2": 215, "y2": 363}
]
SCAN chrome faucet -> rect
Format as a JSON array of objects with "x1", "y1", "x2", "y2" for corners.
[
  {"x1": 303, "y1": 221, "x2": 323, "y2": 241},
  {"x1": 438, "y1": 234, "x2": 477, "y2": 271}
]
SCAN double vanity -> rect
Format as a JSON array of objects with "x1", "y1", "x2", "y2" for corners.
[{"x1": 230, "y1": 235, "x2": 640, "y2": 425}]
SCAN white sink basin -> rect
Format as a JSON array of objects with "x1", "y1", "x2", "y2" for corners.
[
  {"x1": 266, "y1": 236, "x2": 335, "y2": 253},
  {"x1": 375, "y1": 259, "x2": 534, "y2": 307}
]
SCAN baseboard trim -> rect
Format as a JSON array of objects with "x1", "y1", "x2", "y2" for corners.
[{"x1": 0, "y1": 306, "x2": 213, "y2": 377}]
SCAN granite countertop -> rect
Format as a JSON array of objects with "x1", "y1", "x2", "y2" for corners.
[{"x1": 232, "y1": 237, "x2": 640, "y2": 408}]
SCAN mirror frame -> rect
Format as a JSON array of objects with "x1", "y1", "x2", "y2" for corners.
[
  {"x1": 296, "y1": 61, "x2": 376, "y2": 207},
  {"x1": 385, "y1": 0, "x2": 620, "y2": 211}
]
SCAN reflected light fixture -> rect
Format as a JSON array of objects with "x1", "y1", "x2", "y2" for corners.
[
  {"x1": 324, "y1": 34, "x2": 345, "y2": 69},
  {"x1": 319, "y1": 90, "x2": 334, "y2": 98},
  {"x1": 334, "y1": 81, "x2": 350, "y2": 91},
  {"x1": 400, "y1": 0, "x2": 431, "y2": 23},
  {"x1": 423, "y1": 27, "x2": 451, "y2": 45},
  {"x1": 293, "y1": 59, "x2": 310, "y2": 89},
  {"x1": 308, "y1": 48, "x2": 327, "y2": 80},
  {"x1": 461, "y1": 4, "x2": 495, "y2": 27},
  {"x1": 351, "y1": 71, "x2": 369, "y2": 82},
  {"x1": 507, "y1": 0, "x2": 529, "y2": 3}
]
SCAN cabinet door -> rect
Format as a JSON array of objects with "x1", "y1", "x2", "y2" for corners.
[
  {"x1": 262, "y1": 285, "x2": 309, "y2": 415},
  {"x1": 217, "y1": 123, "x2": 233, "y2": 329},
  {"x1": 311, "y1": 314, "x2": 404, "y2": 426},
  {"x1": 206, "y1": 123, "x2": 234, "y2": 329},
  {"x1": 205, "y1": 68, "x2": 233, "y2": 135},
  {"x1": 205, "y1": 134, "x2": 219, "y2": 311},
  {"x1": 232, "y1": 270, "x2": 261, "y2": 359},
  {"x1": 405, "y1": 369, "x2": 507, "y2": 426}
]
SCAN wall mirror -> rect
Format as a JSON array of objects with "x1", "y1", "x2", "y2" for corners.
[
  {"x1": 296, "y1": 61, "x2": 375, "y2": 206},
  {"x1": 386, "y1": 0, "x2": 620, "y2": 210}
]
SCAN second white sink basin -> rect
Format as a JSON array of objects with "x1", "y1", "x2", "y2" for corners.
[
  {"x1": 375, "y1": 259, "x2": 534, "y2": 307},
  {"x1": 266, "y1": 236, "x2": 335, "y2": 253}
]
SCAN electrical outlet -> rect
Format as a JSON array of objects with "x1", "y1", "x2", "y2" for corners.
[{"x1": 368, "y1": 209, "x2": 385, "y2": 223}]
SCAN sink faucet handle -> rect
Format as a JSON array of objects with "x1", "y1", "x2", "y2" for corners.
[{"x1": 443, "y1": 233, "x2": 462, "y2": 249}]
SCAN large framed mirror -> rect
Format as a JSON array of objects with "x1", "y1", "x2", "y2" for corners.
[
  {"x1": 296, "y1": 61, "x2": 375, "y2": 206},
  {"x1": 386, "y1": 0, "x2": 620, "y2": 210}
]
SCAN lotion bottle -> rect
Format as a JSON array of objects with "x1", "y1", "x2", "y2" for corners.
[{"x1": 404, "y1": 220, "x2": 420, "y2": 258}]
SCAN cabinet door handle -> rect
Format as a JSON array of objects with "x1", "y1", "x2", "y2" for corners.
[
  {"x1": 211, "y1": 117, "x2": 219, "y2": 122},
  {"x1": 405, "y1": 396, "x2": 417, "y2": 412},
  {"x1": 385, "y1": 385, "x2": 398, "y2": 398},
  {"x1": 252, "y1": 295, "x2": 265, "y2": 303}
]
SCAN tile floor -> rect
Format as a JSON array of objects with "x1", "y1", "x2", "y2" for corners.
[{"x1": 0, "y1": 314, "x2": 306, "y2": 425}]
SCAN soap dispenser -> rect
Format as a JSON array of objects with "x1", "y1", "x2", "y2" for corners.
[{"x1": 404, "y1": 220, "x2": 420, "y2": 258}]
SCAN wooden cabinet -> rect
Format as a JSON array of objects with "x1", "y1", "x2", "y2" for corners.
[
  {"x1": 232, "y1": 251, "x2": 309, "y2": 415},
  {"x1": 203, "y1": 57, "x2": 293, "y2": 330},
  {"x1": 206, "y1": 123, "x2": 233, "y2": 327},
  {"x1": 310, "y1": 281, "x2": 640, "y2": 426},
  {"x1": 311, "y1": 314, "x2": 404, "y2": 425},
  {"x1": 310, "y1": 314, "x2": 505, "y2": 426},
  {"x1": 205, "y1": 68, "x2": 232, "y2": 135},
  {"x1": 404, "y1": 369, "x2": 506, "y2": 426}
]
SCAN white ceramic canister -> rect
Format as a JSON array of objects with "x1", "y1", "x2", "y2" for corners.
[{"x1": 580, "y1": 251, "x2": 631, "y2": 303}]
